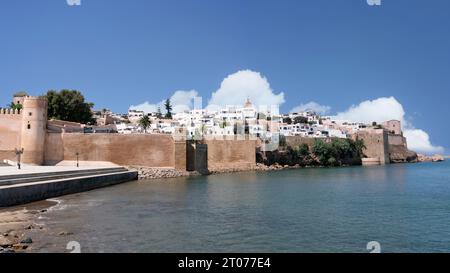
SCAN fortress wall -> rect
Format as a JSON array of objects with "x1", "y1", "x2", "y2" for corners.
[
  {"x1": 44, "y1": 132, "x2": 64, "y2": 165},
  {"x1": 388, "y1": 134, "x2": 407, "y2": 147},
  {"x1": 387, "y1": 133, "x2": 417, "y2": 163},
  {"x1": 353, "y1": 129, "x2": 390, "y2": 164},
  {"x1": 0, "y1": 113, "x2": 22, "y2": 161},
  {"x1": 204, "y1": 139, "x2": 256, "y2": 171},
  {"x1": 174, "y1": 140, "x2": 187, "y2": 170},
  {"x1": 285, "y1": 136, "x2": 316, "y2": 148},
  {"x1": 44, "y1": 133, "x2": 179, "y2": 168}
]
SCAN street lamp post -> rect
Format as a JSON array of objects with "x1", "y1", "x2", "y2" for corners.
[
  {"x1": 76, "y1": 152, "x2": 79, "y2": 168},
  {"x1": 14, "y1": 148, "x2": 24, "y2": 170}
]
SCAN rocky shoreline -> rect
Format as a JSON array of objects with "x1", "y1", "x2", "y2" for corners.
[
  {"x1": 126, "y1": 166, "x2": 201, "y2": 180},
  {"x1": 0, "y1": 200, "x2": 77, "y2": 254},
  {"x1": 127, "y1": 163, "x2": 322, "y2": 180},
  {"x1": 1, "y1": 227, "x2": 37, "y2": 253},
  {"x1": 127, "y1": 157, "x2": 448, "y2": 181},
  {"x1": 0, "y1": 202, "x2": 52, "y2": 253}
]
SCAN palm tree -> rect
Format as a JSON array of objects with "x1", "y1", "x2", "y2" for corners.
[
  {"x1": 8, "y1": 102, "x2": 23, "y2": 111},
  {"x1": 138, "y1": 115, "x2": 151, "y2": 133}
]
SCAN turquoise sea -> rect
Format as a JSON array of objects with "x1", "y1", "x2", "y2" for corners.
[{"x1": 29, "y1": 161, "x2": 450, "y2": 253}]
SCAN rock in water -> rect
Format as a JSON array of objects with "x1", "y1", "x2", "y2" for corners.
[
  {"x1": 7, "y1": 231, "x2": 19, "y2": 238},
  {"x1": 0, "y1": 247, "x2": 15, "y2": 253},
  {"x1": 12, "y1": 244, "x2": 28, "y2": 250},
  {"x1": 20, "y1": 237, "x2": 33, "y2": 244},
  {"x1": 0, "y1": 236, "x2": 15, "y2": 248},
  {"x1": 418, "y1": 154, "x2": 445, "y2": 162},
  {"x1": 58, "y1": 231, "x2": 74, "y2": 236}
]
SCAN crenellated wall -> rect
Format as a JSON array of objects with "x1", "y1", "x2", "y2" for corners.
[
  {"x1": 0, "y1": 96, "x2": 48, "y2": 165},
  {"x1": 0, "y1": 108, "x2": 23, "y2": 162}
]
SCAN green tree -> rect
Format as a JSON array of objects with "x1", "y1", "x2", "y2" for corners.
[
  {"x1": 164, "y1": 99, "x2": 173, "y2": 119},
  {"x1": 46, "y1": 90, "x2": 95, "y2": 124},
  {"x1": 312, "y1": 138, "x2": 366, "y2": 167},
  {"x1": 351, "y1": 139, "x2": 366, "y2": 158},
  {"x1": 312, "y1": 139, "x2": 333, "y2": 166},
  {"x1": 219, "y1": 121, "x2": 227, "y2": 128},
  {"x1": 283, "y1": 117, "x2": 292, "y2": 124},
  {"x1": 298, "y1": 143, "x2": 310, "y2": 157},
  {"x1": 138, "y1": 115, "x2": 151, "y2": 133},
  {"x1": 293, "y1": 116, "x2": 308, "y2": 124}
]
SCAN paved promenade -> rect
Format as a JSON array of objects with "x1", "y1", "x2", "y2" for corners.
[
  {"x1": 0, "y1": 164, "x2": 119, "y2": 177},
  {"x1": 0, "y1": 163, "x2": 137, "y2": 207}
]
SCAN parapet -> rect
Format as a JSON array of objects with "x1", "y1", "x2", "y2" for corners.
[
  {"x1": 0, "y1": 108, "x2": 22, "y2": 115},
  {"x1": 22, "y1": 96, "x2": 48, "y2": 108}
]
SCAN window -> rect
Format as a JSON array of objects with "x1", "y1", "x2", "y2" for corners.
[
  {"x1": 27, "y1": 123, "x2": 31, "y2": 129},
  {"x1": 29, "y1": 112, "x2": 32, "y2": 116}
]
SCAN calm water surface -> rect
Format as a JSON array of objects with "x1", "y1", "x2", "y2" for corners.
[{"x1": 29, "y1": 161, "x2": 450, "y2": 253}]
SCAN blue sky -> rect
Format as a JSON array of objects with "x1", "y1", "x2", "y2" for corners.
[{"x1": 0, "y1": 0, "x2": 449, "y2": 154}]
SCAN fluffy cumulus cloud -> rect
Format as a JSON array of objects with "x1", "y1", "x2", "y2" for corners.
[
  {"x1": 170, "y1": 90, "x2": 198, "y2": 113},
  {"x1": 130, "y1": 90, "x2": 198, "y2": 114},
  {"x1": 333, "y1": 97, "x2": 444, "y2": 154},
  {"x1": 207, "y1": 70, "x2": 285, "y2": 110},
  {"x1": 290, "y1": 101, "x2": 331, "y2": 114},
  {"x1": 334, "y1": 97, "x2": 406, "y2": 125},
  {"x1": 403, "y1": 129, "x2": 444, "y2": 155}
]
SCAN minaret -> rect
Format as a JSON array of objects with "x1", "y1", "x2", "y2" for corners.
[{"x1": 20, "y1": 96, "x2": 48, "y2": 165}]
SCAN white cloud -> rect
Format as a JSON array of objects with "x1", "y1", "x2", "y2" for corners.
[
  {"x1": 170, "y1": 90, "x2": 198, "y2": 113},
  {"x1": 129, "y1": 101, "x2": 158, "y2": 113},
  {"x1": 334, "y1": 97, "x2": 406, "y2": 125},
  {"x1": 290, "y1": 101, "x2": 331, "y2": 114},
  {"x1": 403, "y1": 129, "x2": 444, "y2": 155},
  {"x1": 207, "y1": 70, "x2": 285, "y2": 110},
  {"x1": 333, "y1": 96, "x2": 444, "y2": 155},
  {"x1": 130, "y1": 90, "x2": 198, "y2": 114}
]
